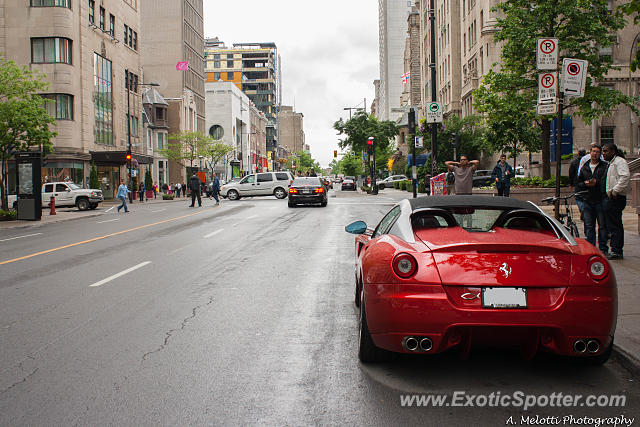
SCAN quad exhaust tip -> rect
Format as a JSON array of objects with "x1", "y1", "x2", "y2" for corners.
[
  {"x1": 403, "y1": 336, "x2": 432, "y2": 352},
  {"x1": 573, "y1": 339, "x2": 587, "y2": 353},
  {"x1": 587, "y1": 339, "x2": 600, "y2": 353}
]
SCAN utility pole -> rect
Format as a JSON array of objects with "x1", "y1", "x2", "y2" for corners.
[
  {"x1": 126, "y1": 68, "x2": 132, "y2": 203},
  {"x1": 554, "y1": 93, "x2": 564, "y2": 219},
  {"x1": 429, "y1": 0, "x2": 438, "y2": 178}
]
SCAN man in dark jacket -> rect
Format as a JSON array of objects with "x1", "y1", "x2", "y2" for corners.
[
  {"x1": 210, "y1": 172, "x2": 220, "y2": 205},
  {"x1": 568, "y1": 148, "x2": 587, "y2": 188},
  {"x1": 189, "y1": 174, "x2": 202, "y2": 207},
  {"x1": 490, "y1": 154, "x2": 513, "y2": 197},
  {"x1": 575, "y1": 145, "x2": 608, "y2": 253}
]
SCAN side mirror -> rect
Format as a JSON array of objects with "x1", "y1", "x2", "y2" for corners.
[
  {"x1": 66, "y1": 188, "x2": 71, "y2": 192},
  {"x1": 345, "y1": 220, "x2": 367, "y2": 235}
]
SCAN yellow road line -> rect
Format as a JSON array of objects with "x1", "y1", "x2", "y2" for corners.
[{"x1": 0, "y1": 211, "x2": 204, "y2": 266}]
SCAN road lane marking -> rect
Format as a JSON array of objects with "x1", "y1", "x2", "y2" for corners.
[
  {"x1": 245, "y1": 215, "x2": 257, "y2": 220},
  {"x1": 151, "y1": 209, "x2": 166, "y2": 213},
  {"x1": 0, "y1": 233, "x2": 43, "y2": 243},
  {"x1": 97, "y1": 219, "x2": 119, "y2": 224},
  {"x1": 89, "y1": 261, "x2": 151, "y2": 287},
  {"x1": 0, "y1": 210, "x2": 204, "y2": 265},
  {"x1": 104, "y1": 206, "x2": 116, "y2": 213},
  {"x1": 204, "y1": 228, "x2": 224, "y2": 238}
]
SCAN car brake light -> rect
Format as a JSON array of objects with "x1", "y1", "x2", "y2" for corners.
[
  {"x1": 289, "y1": 188, "x2": 298, "y2": 194},
  {"x1": 314, "y1": 187, "x2": 325, "y2": 193},
  {"x1": 392, "y1": 253, "x2": 418, "y2": 279},
  {"x1": 587, "y1": 256, "x2": 609, "y2": 281}
]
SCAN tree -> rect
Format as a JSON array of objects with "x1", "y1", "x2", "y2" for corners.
[
  {"x1": 339, "y1": 151, "x2": 363, "y2": 177},
  {"x1": 0, "y1": 55, "x2": 56, "y2": 211},
  {"x1": 144, "y1": 169, "x2": 153, "y2": 191},
  {"x1": 90, "y1": 162, "x2": 99, "y2": 189},
  {"x1": 160, "y1": 130, "x2": 211, "y2": 170},
  {"x1": 474, "y1": 0, "x2": 634, "y2": 179},
  {"x1": 329, "y1": 159, "x2": 340, "y2": 175},
  {"x1": 202, "y1": 140, "x2": 234, "y2": 173},
  {"x1": 333, "y1": 111, "x2": 398, "y2": 177},
  {"x1": 286, "y1": 150, "x2": 320, "y2": 175}
]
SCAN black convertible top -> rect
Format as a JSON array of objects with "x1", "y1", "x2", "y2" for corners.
[{"x1": 408, "y1": 195, "x2": 538, "y2": 211}]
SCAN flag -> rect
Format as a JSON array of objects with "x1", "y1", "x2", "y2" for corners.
[
  {"x1": 176, "y1": 61, "x2": 189, "y2": 71},
  {"x1": 401, "y1": 72, "x2": 410, "y2": 83}
]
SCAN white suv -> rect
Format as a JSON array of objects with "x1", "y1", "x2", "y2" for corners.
[
  {"x1": 220, "y1": 172, "x2": 294, "y2": 200},
  {"x1": 377, "y1": 174, "x2": 408, "y2": 189}
]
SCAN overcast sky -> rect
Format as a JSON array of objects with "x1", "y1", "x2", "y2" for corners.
[{"x1": 203, "y1": 1, "x2": 379, "y2": 168}]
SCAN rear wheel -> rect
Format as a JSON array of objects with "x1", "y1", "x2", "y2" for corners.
[
  {"x1": 378, "y1": 183, "x2": 385, "y2": 189},
  {"x1": 274, "y1": 187, "x2": 287, "y2": 199},
  {"x1": 359, "y1": 287, "x2": 394, "y2": 363},
  {"x1": 227, "y1": 190, "x2": 240, "y2": 201},
  {"x1": 76, "y1": 198, "x2": 90, "y2": 211}
]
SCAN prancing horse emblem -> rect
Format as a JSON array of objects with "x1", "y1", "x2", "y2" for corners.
[{"x1": 499, "y1": 262, "x2": 512, "y2": 278}]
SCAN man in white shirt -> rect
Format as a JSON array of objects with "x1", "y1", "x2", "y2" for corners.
[{"x1": 601, "y1": 143, "x2": 630, "y2": 260}]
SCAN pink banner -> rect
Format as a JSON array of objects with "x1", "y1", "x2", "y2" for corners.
[{"x1": 176, "y1": 61, "x2": 189, "y2": 71}]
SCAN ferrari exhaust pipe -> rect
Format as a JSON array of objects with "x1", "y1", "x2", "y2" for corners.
[
  {"x1": 573, "y1": 339, "x2": 587, "y2": 353},
  {"x1": 419, "y1": 337, "x2": 433, "y2": 352},
  {"x1": 587, "y1": 339, "x2": 600, "y2": 353},
  {"x1": 404, "y1": 337, "x2": 419, "y2": 351}
]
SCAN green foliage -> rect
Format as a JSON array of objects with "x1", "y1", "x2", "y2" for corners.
[
  {"x1": 334, "y1": 111, "x2": 398, "y2": 177},
  {"x1": 329, "y1": 159, "x2": 340, "y2": 175},
  {"x1": 333, "y1": 151, "x2": 363, "y2": 177},
  {"x1": 162, "y1": 193, "x2": 174, "y2": 200},
  {"x1": 0, "y1": 54, "x2": 57, "y2": 210},
  {"x1": 286, "y1": 150, "x2": 321, "y2": 175},
  {"x1": 474, "y1": 0, "x2": 634, "y2": 179},
  {"x1": 418, "y1": 115, "x2": 489, "y2": 174},
  {"x1": 391, "y1": 156, "x2": 407, "y2": 175},
  {"x1": 161, "y1": 130, "x2": 212, "y2": 169},
  {"x1": 0, "y1": 208, "x2": 16, "y2": 221},
  {"x1": 202, "y1": 140, "x2": 234, "y2": 169},
  {"x1": 90, "y1": 162, "x2": 99, "y2": 189},
  {"x1": 418, "y1": 181, "x2": 427, "y2": 194},
  {"x1": 144, "y1": 169, "x2": 153, "y2": 191},
  {"x1": 511, "y1": 176, "x2": 570, "y2": 188},
  {"x1": 394, "y1": 181, "x2": 400, "y2": 189},
  {"x1": 561, "y1": 153, "x2": 574, "y2": 160}
]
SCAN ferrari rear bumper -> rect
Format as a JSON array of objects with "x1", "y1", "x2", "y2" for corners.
[{"x1": 365, "y1": 283, "x2": 617, "y2": 357}]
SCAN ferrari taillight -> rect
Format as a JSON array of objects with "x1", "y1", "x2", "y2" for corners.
[
  {"x1": 587, "y1": 256, "x2": 609, "y2": 281},
  {"x1": 392, "y1": 253, "x2": 418, "y2": 279},
  {"x1": 289, "y1": 188, "x2": 298, "y2": 194},
  {"x1": 314, "y1": 187, "x2": 325, "y2": 193}
]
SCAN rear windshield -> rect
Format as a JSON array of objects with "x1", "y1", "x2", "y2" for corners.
[
  {"x1": 275, "y1": 173, "x2": 290, "y2": 181},
  {"x1": 412, "y1": 207, "x2": 553, "y2": 233},
  {"x1": 292, "y1": 177, "x2": 322, "y2": 186}
]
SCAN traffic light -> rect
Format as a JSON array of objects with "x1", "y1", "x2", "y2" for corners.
[
  {"x1": 126, "y1": 151, "x2": 132, "y2": 161},
  {"x1": 333, "y1": 150, "x2": 337, "y2": 158}
]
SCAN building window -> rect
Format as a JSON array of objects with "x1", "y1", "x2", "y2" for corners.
[
  {"x1": 227, "y1": 72, "x2": 234, "y2": 80},
  {"x1": 123, "y1": 24, "x2": 137, "y2": 50},
  {"x1": 31, "y1": 37, "x2": 72, "y2": 64},
  {"x1": 600, "y1": 127, "x2": 614, "y2": 145},
  {"x1": 124, "y1": 25, "x2": 128, "y2": 45},
  {"x1": 214, "y1": 61, "x2": 220, "y2": 68},
  {"x1": 94, "y1": 53, "x2": 113, "y2": 145},
  {"x1": 109, "y1": 14, "x2": 115, "y2": 36},
  {"x1": 99, "y1": 6, "x2": 105, "y2": 30},
  {"x1": 147, "y1": 129, "x2": 153, "y2": 149},
  {"x1": 214, "y1": 72, "x2": 220, "y2": 80},
  {"x1": 125, "y1": 70, "x2": 138, "y2": 93},
  {"x1": 88, "y1": 0, "x2": 94, "y2": 24},
  {"x1": 227, "y1": 54, "x2": 233, "y2": 59},
  {"x1": 133, "y1": 31, "x2": 137, "y2": 50},
  {"x1": 209, "y1": 125, "x2": 224, "y2": 139},
  {"x1": 213, "y1": 54, "x2": 220, "y2": 60},
  {"x1": 42, "y1": 94, "x2": 73, "y2": 120},
  {"x1": 157, "y1": 132, "x2": 164, "y2": 149},
  {"x1": 227, "y1": 60, "x2": 233, "y2": 68},
  {"x1": 155, "y1": 107, "x2": 164, "y2": 120},
  {"x1": 31, "y1": 0, "x2": 71, "y2": 8}
]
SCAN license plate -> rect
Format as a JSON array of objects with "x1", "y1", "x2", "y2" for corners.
[
  {"x1": 303, "y1": 189, "x2": 312, "y2": 194},
  {"x1": 482, "y1": 287, "x2": 527, "y2": 308}
]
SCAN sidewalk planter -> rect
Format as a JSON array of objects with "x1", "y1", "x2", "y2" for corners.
[
  {"x1": 162, "y1": 194, "x2": 174, "y2": 200},
  {"x1": 145, "y1": 190, "x2": 154, "y2": 199}
]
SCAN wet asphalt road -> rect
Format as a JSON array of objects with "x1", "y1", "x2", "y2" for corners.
[{"x1": 0, "y1": 188, "x2": 638, "y2": 426}]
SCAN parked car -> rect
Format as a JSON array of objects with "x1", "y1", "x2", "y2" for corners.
[
  {"x1": 220, "y1": 172, "x2": 294, "y2": 200},
  {"x1": 9, "y1": 182, "x2": 103, "y2": 211},
  {"x1": 288, "y1": 177, "x2": 328, "y2": 207},
  {"x1": 345, "y1": 196, "x2": 615, "y2": 364},
  {"x1": 472, "y1": 169, "x2": 494, "y2": 188},
  {"x1": 321, "y1": 177, "x2": 333, "y2": 189},
  {"x1": 341, "y1": 179, "x2": 356, "y2": 191},
  {"x1": 376, "y1": 174, "x2": 408, "y2": 189}
]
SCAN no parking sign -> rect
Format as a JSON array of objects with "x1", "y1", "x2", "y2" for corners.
[{"x1": 562, "y1": 58, "x2": 588, "y2": 97}]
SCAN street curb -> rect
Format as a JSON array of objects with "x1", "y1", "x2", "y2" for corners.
[{"x1": 612, "y1": 345, "x2": 640, "y2": 377}]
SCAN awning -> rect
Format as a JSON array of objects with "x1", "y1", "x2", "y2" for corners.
[{"x1": 90, "y1": 151, "x2": 154, "y2": 165}]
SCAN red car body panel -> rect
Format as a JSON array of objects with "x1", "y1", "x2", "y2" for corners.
[{"x1": 355, "y1": 222, "x2": 617, "y2": 357}]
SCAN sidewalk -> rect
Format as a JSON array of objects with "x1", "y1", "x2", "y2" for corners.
[{"x1": 0, "y1": 194, "x2": 194, "y2": 230}]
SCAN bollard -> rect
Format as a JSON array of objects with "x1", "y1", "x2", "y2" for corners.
[{"x1": 49, "y1": 195, "x2": 56, "y2": 215}]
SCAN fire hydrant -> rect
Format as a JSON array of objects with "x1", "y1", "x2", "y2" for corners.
[{"x1": 49, "y1": 195, "x2": 56, "y2": 215}]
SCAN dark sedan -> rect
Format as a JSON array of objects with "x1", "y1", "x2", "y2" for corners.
[
  {"x1": 341, "y1": 179, "x2": 357, "y2": 191},
  {"x1": 288, "y1": 177, "x2": 328, "y2": 207}
]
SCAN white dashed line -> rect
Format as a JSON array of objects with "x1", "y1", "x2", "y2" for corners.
[
  {"x1": 97, "y1": 219, "x2": 120, "y2": 224},
  {"x1": 89, "y1": 261, "x2": 152, "y2": 288},
  {"x1": 0, "y1": 233, "x2": 43, "y2": 242},
  {"x1": 204, "y1": 228, "x2": 224, "y2": 238}
]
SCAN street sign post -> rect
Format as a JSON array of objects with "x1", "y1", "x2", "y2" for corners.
[
  {"x1": 561, "y1": 58, "x2": 588, "y2": 98},
  {"x1": 537, "y1": 38, "x2": 558, "y2": 70},
  {"x1": 426, "y1": 102, "x2": 443, "y2": 123},
  {"x1": 538, "y1": 72, "x2": 558, "y2": 103},
  {"x1": 415, "y1": 136, "x2": 423, "y2": 148}
]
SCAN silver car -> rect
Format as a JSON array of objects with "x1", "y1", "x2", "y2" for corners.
[
  {"x1": 220, "y1": 172, "x2": 294, "y2": 200},
  {"x1": 376, "y1": 174, "x2": 408, "y2": 189}
]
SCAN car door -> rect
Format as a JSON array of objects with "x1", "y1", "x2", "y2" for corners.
[
  {"x1": 237, "y1": 174, "x2": 256, "y2": 196},
  {"x1": 255, "y1": 173, "x2": 275, "y2": 195},
  {"x1": 54, "y1": 183, "x2": 73, "y2": 206},
  {"x1": 42, "y1": 183, "x2": 54, "y2": 207}
]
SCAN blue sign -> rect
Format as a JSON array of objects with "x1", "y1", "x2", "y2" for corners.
[
  {"x1": 550, "y1": 116, "x2": 573, "y2": 162},
  {"x1": 408, "y1": 153, "x2": 430, "y2": 167}
]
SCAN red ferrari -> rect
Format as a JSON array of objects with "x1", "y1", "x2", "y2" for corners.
[{"x1": 345, "y1": 196, "x2": 616, "y2": 364}]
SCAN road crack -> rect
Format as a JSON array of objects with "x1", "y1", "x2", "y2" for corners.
[
  {"x1": 0, "y1": 357, "x2": 38, "y2": 395},
  {"x1": 141, "y1": 297, "x2": 214, "y2": 362}
]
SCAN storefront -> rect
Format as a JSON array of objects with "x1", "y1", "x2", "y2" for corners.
[
  {"x1": 96, "y1": 165, "x2": 120, "y2": 199},
  {"x1": 42, "y1": 161, "x2": 85, "y2": 186}
]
